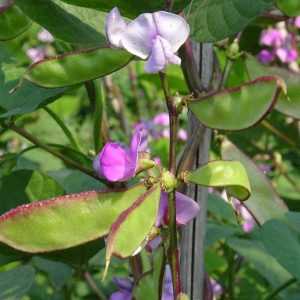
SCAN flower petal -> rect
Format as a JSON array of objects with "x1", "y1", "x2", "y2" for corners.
[
  {"x1": 94, "y1": 142, "x2": 135, "y2": 182},
  {"x1": 175, "y1": 192, "x2": 200, "y2": 225},
  {"x1": 110, "y1": 290, "x2": 132, "y2": 300},
  {"x1": 105, "y1": 7, "x2": 127, "y2": 48},
  {"x1": 153, "y1": 11, "x2": 190, "y2": 52},
  {"x1": 162, "y1": 265, "x2": 174, "y2": 300},
  {"x1": 121, "y1": 13, "x2": 156, "y2": 59},
  {"x1": 112, "y1": 277, "x2": 133, "y2": 291},
  {"x1": 144, "y1": 37, "x2": 167, "y2": 73}
]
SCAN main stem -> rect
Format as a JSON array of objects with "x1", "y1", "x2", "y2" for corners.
[{"x1": 159, "y1": 72, "x2": 181, "y2": 298}]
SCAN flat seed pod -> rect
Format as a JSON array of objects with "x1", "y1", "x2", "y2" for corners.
[
  {"x1": 188, "y1": 76, "x2": 284, "y2": 130},
  {"x1": 185, "y1": 160, "x2": 251, "y2": 200},
  {"x1": 0, "y1": 184, "x2": 147, "y2": 253},
  {"x1": 24, "y1": 48, "x2": 133, "y2": 88},
  {"x1": 0, "y1": 5, "x2": 31, "y2": 41},
  {"x1": 221, "y1": 140, "x2": 288, "y2": 224},
  {"x1": 105, "y1": 185, "x2": 161, "y2": 274}
]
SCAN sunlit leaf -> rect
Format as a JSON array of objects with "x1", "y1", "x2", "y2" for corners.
[
  {"x1": 24, "y1": 48, "x2": 133, "y2": 88},
  {"x1": 276, "y1": 0, "x2": 300, "y2": 16},
  {"x1": 188, "y1": 76, "x2": 284, "y2": 130},
  {"x1": 0, "y1": 184, "x2": 147, "y2": 252},
  {"x1": 185, "y1": 160, "x2": 251, "y2": 200},
  {"x1": 221, "y1": 140, "x2": 288, "y2": 224}
]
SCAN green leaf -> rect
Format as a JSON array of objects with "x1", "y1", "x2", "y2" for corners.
[
  {"x1": 0, "y1": 265, "x2": 35, "y2": 299},
  {"x1": 58, "y1": 0, "x2": 189, "y2": 18},
  {"x1": 187, "y1": 0, "x2": 273, "y2": 43},
  {"x1": 245, "y1": 54, "x2": 300, "y2": 119},
  {"x1": 0, "y1": 183, "x2": 147, "y2": 252},
  {"x1": 106, "y1": 185, "x2": 161, "y2": 267},
  {"x1": 0, "y1": 64, "x2": 65, "y2": 119},
  {"x1": 207, "y1": 193, "x2": 237, "y2": 224},
  {"x1": 276, "y1": 0, "x2": 300, "y2": 16},
  {"x1": 0, "y1": 170, "x2": 64, "y2": 215},
  {"x1": 227, "y1": 237, "x2": 293, "y2": 288},
  {"x1": 15, "y1": 0, "x2": 106, "y2": 47},
  {"x1": 0, "y1": 5, "x2": 31, "y2": 41},
  {"x1": 24, "y1": 48, "x2": 133, "y2": 88},
  {"x1": 259, "y1": 219, "x2": 300, "y2": 280},
  {"x1": 185, "y1": 160, "x2": 251, "y2": 200},
  {"x1": 221, "y1": 140, "x2": 288, "y2": 224},
  {"x1": 188, "y1": 76, "x2": 283, "y2": 130}
]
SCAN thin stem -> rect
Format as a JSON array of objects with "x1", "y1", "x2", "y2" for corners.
[
  {"x1": 5, "y1": 122, "x2": 105, "y2": 182},
  {"x1": 84, "y1": 271, "x2": 107, "y2": 300},
  {"x1": 129, "y1": 255, "x2": 143, "y2": 281},
  {"x1": 264, "y1": 278, "x2": 297, "y2": 300},
  {"x1": 43, "y1": 106, "x2": 80, "y2": 151},
  {"x1": 159, "y1": 72, "x2": 181, "y2": 299},
  {"x1": 218, "y1": 58, "x2": 233, "y2": 90}
]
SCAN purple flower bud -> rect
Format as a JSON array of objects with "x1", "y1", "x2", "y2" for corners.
[
  {"x1": 105, "y1": 7, "x2": 189, "y2": 73},
  {"x1": 156, "y1": 192, "x2": 200, "y2": 226},
  {"x1": 110, "y1": 277, "x2": 133, "y2": 300},
  {"x1": 162, "y1": 265, "x2": 173, "y2": 300},
  {"x1": 26, "y1": 47, "x2": 46, "y2": 63},
  {"x1": 257, "y1": 49, "x2": 275, "y2": 64},
  {"x1": 210, "y1": 278, "x2": 223, "y2": 298},
  {"x1": 93, "y1": 129, "x2": 143, "y2": 182},
  {"x1": 37, "y1": 29, "x2": 54, "y2": 43}
]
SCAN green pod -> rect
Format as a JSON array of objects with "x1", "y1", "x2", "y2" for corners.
[
  {"x1": 0, "y1": 4, "x2": 31, "y2": 41},
  {"x1": 185, "y1": 160, "x2": 251, "y2": 201},
  {"x1": 188, "y1": 76, "x2": 284, "y2": 131},
  {"x1": 0, "y1": 184, "x2": 147, "y2": 253},
  {"x1": 105, "y1": 185, "x2": 161, "y2": 271},
  {"x1": 25, "y1": 48, "x2": 133, "y2": 88}
]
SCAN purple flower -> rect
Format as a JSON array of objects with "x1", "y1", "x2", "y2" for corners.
[
  {"x1": 232, "y1": 199, "x2": 255, "y2": 233},
  {"x1": 105, "y1": 7, "x2": 190, "y2": 73},
  {"x1": 110, "y1": 278, "x2": 133, "y2": 300},
  {"x1": 153, "y1": 113, "x2": 169, "y2": 126},
  {"x1": 257, "y1": 49, "x2": 275, "y2": 64},
  {"x1": 210, "y1": 278, "x2": 223, "y2": 298},
  {"x1": 26, "y1": 47, "x2": 46, "y2": 63},
  {"x1": 276, "y1": 46, "x2": 298, "y2": 63},
  {"x1": 156, "y1": 192, "x2": 200, "y2": 227},
  {"x1": 93, "y1": 129, "x2": 143, "y2": 182},
  {"x1": 260, "y1": 28, "x2": 284, "y2": 47},
  {"x1": 295, "y1": 17, "x2": 300, "y2": 28},
  {"x1": 37, "y1": 29, "x2": 54, "y2": 43},
  {"x1": 162, "y1": 265, "x2": 173, "y2": 300},
  {"x1": 177, "y1": 129, "x2": 188, "y2": 141}
]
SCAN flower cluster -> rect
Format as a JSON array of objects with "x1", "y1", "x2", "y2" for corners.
[
  {"x1": 26, "y1": 29, "x2": 54, "y2": 63},
  {"x1": 105, "y1": 7, "x2": 190, "y2": 73},
  {"x1": 258, "y1": 20, "x2": 300, "y2": 71}
]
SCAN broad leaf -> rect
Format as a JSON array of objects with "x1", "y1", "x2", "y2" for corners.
[
  {"x1": 276, "y1": 0, "x2": 300, "y2": 16},
  {"x1": 24, "y1": 48, "x2": 133, "y2": 88},
  {"x1": 245, "y1": 55, "x2": 300, "y2": 119},
  {"x1": 58, "y1": 0, "x2": 189, "y2": 18},
  {"x1": 0, "y1": 184, "x2": 147, "y2": 252},
  {"x1": 15, "y1": 0, "x2": 106, "y2": 47},
  {"x1": 187, "y1": 0, "x2": 273, "y2": 43},
  {"x1": 0, "y1": 265, "x2": 35, "y2": 300},
  {"x1": 259, "y1": 219, "x2": 300, "y2": 280},
  {"x1": 221, "y1": 140, "x2": 288, "y2": 224},
  {"x1": 106, "y1": 185, "x2": 161, "y2": 265},
  {"x1": 227, "y1": 237, "x2": 293, "y2": 288},
  {"x1": 0, "y1": 5, "x2": 31, "y2": 41},
  {"x1": 188, "y1": 76, "x2": 284, "y2": 130},
  {"x1": 0, "y1": 64, "x2": 65, "y2": 119},
  {"x1": 185, "y1": 160, "x2": 251, "y2": 200}
]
